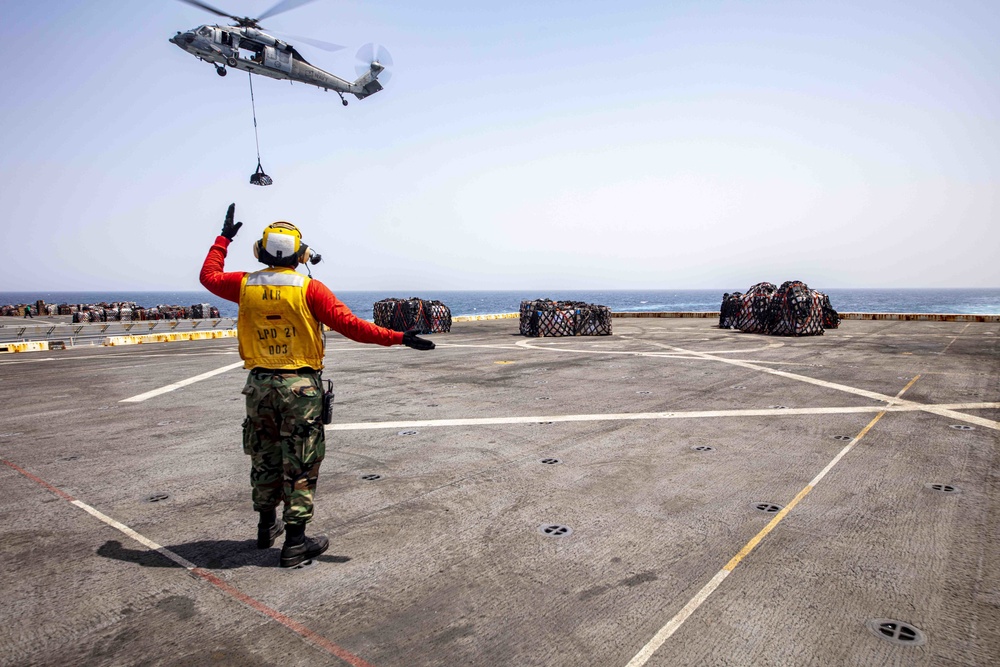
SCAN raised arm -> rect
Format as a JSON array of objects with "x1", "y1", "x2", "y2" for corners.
[{"x1": 199, "y1": 204, "x2": 247, "y2": 304}]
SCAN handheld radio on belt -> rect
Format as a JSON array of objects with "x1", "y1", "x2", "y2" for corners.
[{"x1": 321, "y1": 378, "x2": 335, "y2": 425}]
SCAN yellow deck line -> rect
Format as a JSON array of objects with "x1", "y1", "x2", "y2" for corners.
[{"x1": 624, "y1": 376, "x2": 921, "y2": 667}]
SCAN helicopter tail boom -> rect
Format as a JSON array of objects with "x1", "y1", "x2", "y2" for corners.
[{"x1": 350, "y1": 64, "x2": 385, "y2": 99}]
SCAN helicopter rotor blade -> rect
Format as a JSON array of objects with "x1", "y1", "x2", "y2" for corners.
[
  {"x1": 256, "y1": 0, "x2": 320, "y2": 22},
  {"x1": 271, "y1": 31, "x2": 345, "y2": 53},
  {"x1": 176, "y1": 0, "x2": 240, "y2": 22},
  {"x1": 355, "y1": 43, "x2": 393, "y2": 84}
]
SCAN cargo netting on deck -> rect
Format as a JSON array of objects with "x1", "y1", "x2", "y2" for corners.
[
  {"x1": 820, "y1": 293, "x2": 841, "y2": 329},
  {"x1": 734, "y1": 282, "x2": 777, "y2": 334},
  {"x1": 519, "y1": 300, "x2": 612, "y2": 337},
  {"x1": 373, "y1": 298, "x2": 452, "y2": 333},
  {"x1": 720, "y1": 281, "x2": 839, "y2": 336},
  {"x1": 68, "y1": 304, "x2": 221, "y2": 323},
  {"x1": 769, "y1": 281, "x2": 824, "y2": 336},
  {"x1": 719, "y1": 292, "x2": 743, "y2": 329},
  {"x1": 2, "y1": 300, "x2": 221, "y2": 321}
]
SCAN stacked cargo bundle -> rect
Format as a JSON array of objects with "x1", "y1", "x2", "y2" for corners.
[
  {"x1": 719, "y1": 292, "x2": 743, "y2": 329},
  {"x1": 576, "y1": 303, "x2": 613, "y2": 336},
  {"x1": 734, "y1": 283, "x2": 777, "y2": 333},
  {"x1": 768, "y1": 281, "x2": 824, "y2": 336},
  {"x1": 373, "y1": 298, "x2": 452, "y2": 334},
  {"x1": 723, "y1": 281, "x2": 839, "y2": 336},
  {"x1": 819, "y1": 293, "x2": 840, "y2": 329},
  {"x1": 519, "y1": 299, "x2": 613, "y2": 337},
  {"x1": 153, "y1": 305, "x2": 189, "y2": 320},
  {"x1": 428, "y1": 302, "x2": 451, "y2": 332},
  {"x1": 3, "y1": 300, "x2": 219, "y2": 319},
  {"x1": 518, "y1": 301, "x2": 536, "y2": 336},
  {"x1": 520, "y1": 300, "x2": 573, "y2": 336}
]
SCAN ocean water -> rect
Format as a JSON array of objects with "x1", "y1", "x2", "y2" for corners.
[{"x1": 2, "y1": 288, "x2": 999, "y2": 319}]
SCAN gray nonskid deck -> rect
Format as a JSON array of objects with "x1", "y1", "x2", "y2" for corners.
[{"x1": 0, "y1": 319, "x2": 997, "y2": 666}]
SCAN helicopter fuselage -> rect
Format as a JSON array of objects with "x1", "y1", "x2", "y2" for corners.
[{"x1": 169, "y1": 24, "x2": 383, "y2": 99}]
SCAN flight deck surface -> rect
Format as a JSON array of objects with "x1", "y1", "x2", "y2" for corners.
[{"x1": 1, "y1": 318, "x2": 998, "y2": 666}]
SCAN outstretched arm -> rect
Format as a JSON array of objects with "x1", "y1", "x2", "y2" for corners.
[{"x1": 306, "y1": 280, "x2": 403, "y2": 346}]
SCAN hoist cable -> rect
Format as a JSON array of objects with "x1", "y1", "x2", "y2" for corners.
[{"x1": 248, "y1": 71, "x2": 262, "y2": 163}]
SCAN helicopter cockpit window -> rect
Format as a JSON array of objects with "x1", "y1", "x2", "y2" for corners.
[{"x1": 198, "y1": 27, "x2": 211, "y2": 37}]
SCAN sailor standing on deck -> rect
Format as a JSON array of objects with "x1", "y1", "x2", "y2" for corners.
[{"x1": 200, "y1": 204, "x2": 435, "y2": 567}]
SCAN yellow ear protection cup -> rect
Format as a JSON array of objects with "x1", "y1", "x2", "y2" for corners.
[{"x1": 254, "y1": 221, "x2": 309, "y2": 266}]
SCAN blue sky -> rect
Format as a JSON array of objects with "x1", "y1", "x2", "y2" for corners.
[{"x1": 0, "y1": 0, "x2": 997, "y2": 290}]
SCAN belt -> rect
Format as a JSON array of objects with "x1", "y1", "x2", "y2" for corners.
[{"x1": 251, "y1": 367, "x2": 318, "y2": 376}]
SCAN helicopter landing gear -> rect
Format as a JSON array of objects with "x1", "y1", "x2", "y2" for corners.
[
  {"x1": 226, "y1": 56, "x2": 238, "y2": 68},
  {"x1": 216, "y1": 65, "x2": 227, "y2": 77},
  {"x1": 337, "y1": 92, "x2": 348, "y2": 106}
]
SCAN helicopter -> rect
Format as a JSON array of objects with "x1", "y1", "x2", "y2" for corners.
[{"x1": 169, "y1": 0, "x2": 392, "y2": 106}]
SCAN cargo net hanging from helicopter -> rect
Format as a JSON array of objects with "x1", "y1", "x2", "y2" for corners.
[
  {"x1": 247, "y1": 72, "x2": 272, "y2": 186},
  {"x1": 519, "y1": 300, "x2": 613, "y2": 337},
  {"x1": 373, "y1": 298, "x2": 452, "y2": 334}
]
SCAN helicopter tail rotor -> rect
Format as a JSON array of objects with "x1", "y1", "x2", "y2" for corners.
[{"x1": 355, "y1": 43, "x2": 393, "y2": 85}]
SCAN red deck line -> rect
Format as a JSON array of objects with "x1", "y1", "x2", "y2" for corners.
[{"x1": 3, "y1": 457, "x2": 376, "y2": 667}]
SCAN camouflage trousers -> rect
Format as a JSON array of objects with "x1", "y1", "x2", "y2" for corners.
[{"x1": 241, "y1": 369, "x2": 325, "y2": 526}]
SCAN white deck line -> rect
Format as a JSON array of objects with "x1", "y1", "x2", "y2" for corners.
[
  {"x1": 326, "y1": 402, "x2": 1000, "y2": 431},
  {"x1": 119, "y1": 361, "x2": 245, "y2": 403},
  {"x1": 71, "y1": 500, "x2": 199, "y2": 569},
  {"x1": 623, "y1": 378, "x2": 919, "y2": 666},
  {"x1": 652, "y1": 341, "x2": 1000, "y2": 431},
  {"x1": 516, "y1": 337, "x2": 1000, "y2": 431}
]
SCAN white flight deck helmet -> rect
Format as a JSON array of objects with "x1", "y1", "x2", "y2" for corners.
[{"x1": 253, "y1": 221, "x2": 315, "y2": 267}]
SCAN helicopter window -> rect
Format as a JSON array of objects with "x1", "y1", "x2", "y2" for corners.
[{"x1": 198, "y1": 27, "x2": 211, "y2": 37}]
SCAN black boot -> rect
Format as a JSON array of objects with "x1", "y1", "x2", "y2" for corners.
[
  {"x1": 280, "y1": 523, "x2": 329, "y2": 568},
  {"x1": 257, "y1": 509, "x2": 284, "y2": 549}
]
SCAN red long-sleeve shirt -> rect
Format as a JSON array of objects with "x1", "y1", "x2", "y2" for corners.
[{"x1": 199, "y1": 236, "x2": 403, "y2": 347}]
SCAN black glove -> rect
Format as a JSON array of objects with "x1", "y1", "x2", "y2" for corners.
[
  {"x1": 402, "y1": 330, "x2": 435, "y2": 350},
  {"x1": 221, "y1": 203, "x2": 243, "y2": 240}
]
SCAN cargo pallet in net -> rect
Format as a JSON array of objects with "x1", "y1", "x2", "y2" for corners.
[
  {"x1": 721, "y1": 280, "x2": 839, "y2": 336},
  {"x1": 519, "y1": 300, "x2": 612, "y2": 337},
  {"x1": 373, "y1": 298, "x2": 452, "y2": 334}
]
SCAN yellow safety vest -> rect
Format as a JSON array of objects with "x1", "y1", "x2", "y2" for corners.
[{"x1": 237, "y1": 268, "x2": 325, "y2": 370}]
